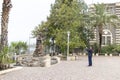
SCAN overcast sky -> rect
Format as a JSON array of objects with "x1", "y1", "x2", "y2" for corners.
[{"x1": 0, "y1": 0, "x2": 119, "y2": 44}]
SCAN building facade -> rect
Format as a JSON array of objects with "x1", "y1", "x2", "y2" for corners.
[{"x1": 89, "y1": 2, "x2": 120, "y2": 46}]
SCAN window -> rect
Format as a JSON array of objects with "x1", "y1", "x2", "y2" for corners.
[
  {"x1": 102, "y1": 29, "x2": 112, "y2": 45},
  {"x1": 102, "y1": 36, "x2": 105, "y2": 45},
  {"x1": 107, "y1": 36, "x2": 111, "y2": 45}
]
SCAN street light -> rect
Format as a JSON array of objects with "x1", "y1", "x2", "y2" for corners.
[
  {"x1": 49, "y1": 38, "x2": 52, "y2": 56},
  {"x1": 67, "y1": 31, "x2": 70, "y2": 57},
  {"x1": 53, "y1": 40, "x2": 56, "y2": 55}
]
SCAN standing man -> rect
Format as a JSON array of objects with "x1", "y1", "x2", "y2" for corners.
[{"x1": 86, "y1": 46, "x2": 93, "y2": 66}]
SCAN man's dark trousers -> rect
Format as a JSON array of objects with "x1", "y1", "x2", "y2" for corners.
[{"x1": 88, "y1": 56, "x2": 92, "y2": 66}]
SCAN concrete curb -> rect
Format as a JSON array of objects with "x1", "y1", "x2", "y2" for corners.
[{"x1": 0, "y1": 67, "x2": 23, "y2": 75}]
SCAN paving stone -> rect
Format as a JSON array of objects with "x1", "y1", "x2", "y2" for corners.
[{"x1": 0, "y1": 56, "x2": 120, "y2": 80}]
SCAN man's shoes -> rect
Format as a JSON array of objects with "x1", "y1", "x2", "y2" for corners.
[{"x1": 88, "y1": 65, "x2": 92, "y2": 66}]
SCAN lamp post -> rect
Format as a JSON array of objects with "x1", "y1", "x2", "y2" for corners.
[
  {"x1": 67, "y1": 31, "x2": 70, "y2": 57},
  {"x1": 53, "y1": 40, "x2": 56, "y2": 55},
  {"x1": 49, "y1": 38, "x2": 52, "y2": 56}
]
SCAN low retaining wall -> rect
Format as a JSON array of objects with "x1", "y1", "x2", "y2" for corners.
[{"x1": 0, "y1": 67, "x2": 23, "y2": 75}]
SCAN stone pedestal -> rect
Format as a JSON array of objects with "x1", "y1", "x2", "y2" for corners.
[
  {"x1": 40, "y1": 55, "x2": 51, "y2": 67},
  {"x1": 42, "y1": 58, "x2": 51, "y2": 67}
]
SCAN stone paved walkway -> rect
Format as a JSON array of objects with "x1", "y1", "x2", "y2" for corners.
[{"x1": 0, "y1": 56, "x2": 120, "y2": 80}]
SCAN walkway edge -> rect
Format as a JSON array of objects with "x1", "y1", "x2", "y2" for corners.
[{"x1": 0, "y1": 67, "x2": 23, "y2": 75}]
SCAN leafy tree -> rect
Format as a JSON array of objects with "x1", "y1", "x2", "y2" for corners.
[
  {"x1": 32, "y1": 0, "x2": 90, "y2": 54},
  {"x1": 9, "y1": 41, "x2": 28, "y2": 55},
  {"x1": 33, "y1": 0, "x2": 85, "y2": 51}
]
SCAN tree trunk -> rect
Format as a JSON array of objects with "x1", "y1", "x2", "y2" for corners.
[
  {"x1": 1, "y1": 0, "x2": 12, "y2": 50},
  {"x1": 98, "y1": 25, "x2": 103, "y2": 54},
  {"x1": 99, "y1": 32, "x2": 102, "y2": 54}
]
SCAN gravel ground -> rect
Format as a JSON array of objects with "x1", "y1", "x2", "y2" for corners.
[{"x1": 0, "y1": 56, "x2": 120, "y2": 80}]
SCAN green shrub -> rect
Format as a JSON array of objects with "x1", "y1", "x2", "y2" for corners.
[
  {"x1": 113, "y1": 45, "x2": 120, "y2": 53},
  {"x1": 0, "y1": 47, "x2": 10, "y2": 64},
  {"x1": 91, "y1": 44, "x2": 120, "y2": 54},
  {"x1": 101, "y1": 44, "x2": 116, "y2": 54},
  {"x1": 0, "y1": 47, "x2": 12, "y2": 70}
]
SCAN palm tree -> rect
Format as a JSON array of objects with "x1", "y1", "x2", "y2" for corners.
[
  {"x1": 90, "y1": 3, "x2": 119, "y2": 53},
  {"x1": 9, "y1": 41, "x2": 28, "y2": 55},
  {"x1": 0, "y1": 46, "x2": 11, "y2": 69},
  {"x1": 1, "y1": 0, "x2": 12, "y2": 50}
]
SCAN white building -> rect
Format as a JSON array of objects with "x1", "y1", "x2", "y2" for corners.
[{"x1": 88, "y1": 2, "x2": 120, "y2": 46}]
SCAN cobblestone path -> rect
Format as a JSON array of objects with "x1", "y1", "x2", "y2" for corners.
[{"x1": 0, "y1": 56, "x2": 120, "y2": 80}]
